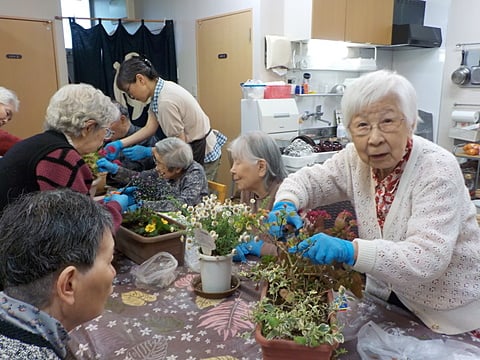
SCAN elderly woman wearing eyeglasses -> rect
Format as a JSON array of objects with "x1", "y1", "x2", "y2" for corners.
[
  {"x1": 266, "y1": 70, "x2": 480, "y2": 336},
  {"x1": 0, "y1": 84, "x2": 129, "y2": 230},
  {"x1": 0, "y1": 87, "x2": 21, "y2": 156}
]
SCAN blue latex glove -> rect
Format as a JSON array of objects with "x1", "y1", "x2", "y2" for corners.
[
  {"x1": 104, "y1": 193, "x2": 129, "y2": 212},
  {"x1": 117, "y1": 186, "x2": 138, "y2": 207},
  {"x1": 103, "y1": 140, "x2": 123, "y2": 161},
  {"x1": 266, "y1": 201, "x2": 303, "y2": 239},
  {"x1": 289, "y1": 232, "x2": 355, "y2": 266},
  {"x1": 233, "y1": 239, "x2": 264, "y2": 262},
  {"x1": 123, "y1": 145, "x2": 152, "y2": 161},
  {"x1": 96, "y1": 158, "x2": 119, "y2": 174}
]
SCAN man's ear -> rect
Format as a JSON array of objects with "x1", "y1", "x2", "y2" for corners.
[{"x1": 55, "y1": 266, "x2": 77, "y2": 306}]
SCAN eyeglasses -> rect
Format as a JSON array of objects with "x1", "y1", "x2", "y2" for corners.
[
  {"x1": 0, "y1": 109, "x2": 13, "y2": 125},
  {"x1": 349, "y1": 117, "x2": 404, "y2": 137},
  {"x1": 104, "y1": 128, "x2": 115, "y2": 140}
]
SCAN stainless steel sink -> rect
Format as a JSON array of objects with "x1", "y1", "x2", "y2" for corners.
[{"x1": 298, "y1": 126, "x2": 337, "y2": 142}]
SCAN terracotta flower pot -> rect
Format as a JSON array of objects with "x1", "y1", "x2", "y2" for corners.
[
  {"x1": 89, "y1": 172, "x2": 108, "y2": 197},
  {"x1": 255, "y1": 325, "x2": 338, "y2": 360},
  {"x1": 255, "y1": 285, "x2": 338, "y2": 360}
]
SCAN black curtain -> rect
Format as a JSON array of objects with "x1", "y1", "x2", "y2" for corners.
[{"x1": 70, "y1": 18, "x2": 177, "y2": 98}]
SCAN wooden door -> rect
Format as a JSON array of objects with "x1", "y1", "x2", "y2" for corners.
[
  {"x1": 197, "y1": 10, "x2": 252, "y2": 195},
  {"x1": 0, "y1": 17, "x2": 59, "y2": 138},
  {"x1": 345, "y1": 0, "x2": 394, "y2": 45},
  {"x1": 311, "y1": 0, "x2": 347, "y2": 41}
]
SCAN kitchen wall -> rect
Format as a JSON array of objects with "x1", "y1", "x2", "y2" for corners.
[
  {"x1": 139, "y1": 0, "x2": 283, "y2": 96},
  {"x1": 1, "y1": 0, "x2": 471, "y2": 151},
  {"x1": 437, "y1": 0, "x2": 480, "y2": 150},
  {"x1": 392, "y1": 0, "x2": 451, "y2": 145},
  {"x1": 136, "y1": 0, "x2": 451, "y2": 143}
]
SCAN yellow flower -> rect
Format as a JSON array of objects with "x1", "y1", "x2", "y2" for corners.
[{"x1": 145, "y1": 222, "x2": 156, "y2": 233}]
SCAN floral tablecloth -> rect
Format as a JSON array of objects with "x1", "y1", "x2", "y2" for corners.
[{"x1": 68, "y1": 253, "x2": 480, "y2": 360}]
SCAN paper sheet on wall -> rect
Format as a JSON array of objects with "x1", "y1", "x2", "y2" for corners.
[{"x1": 265, "y1": 35, "x2": 292, "y2": 76}]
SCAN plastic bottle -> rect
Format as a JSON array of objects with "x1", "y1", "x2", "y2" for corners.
[
  {"x1": 336, "y1": 119, "x2": 348, "y2": 146},
  {"x1": 464, "y1": 172, "x2": 475, "y2": 199},
  {"x1": 303, "y1": 73, "x2": 311, "y2": 94}
]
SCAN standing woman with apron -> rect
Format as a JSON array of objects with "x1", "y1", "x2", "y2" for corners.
[{"x1": 105, "y1": 55, "x2": 215, "y2": 166}]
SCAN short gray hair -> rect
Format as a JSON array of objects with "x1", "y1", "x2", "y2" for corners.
[
  {"x1": 0, "y1": 189, "x2": 113, "y2": 309},
  {"x1": 44, "y1": 83, "x2": 120, "y2": 137},
  {"x1": 0, "y1": 86, "x2": 20, "y2": 111},
  {"x1": 155, "y1": 137, "x2": 193, "y2": 170},
  {"x1": 341, "y1": 69, "x2": 418, "y2": 135},
  {"x1": 229, "y1": 131, "x2": 287, "y2": 188}
]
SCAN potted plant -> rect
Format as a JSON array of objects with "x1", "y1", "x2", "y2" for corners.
[
  {"x1": 182, "y1": 194, "x2": 264, "y2": 293},
  {"x1": 242, "y1": 206, "x2": 363, "y2": 360},
  {"x1": 82, "y1": 150, "x2": 110, "y2": 197},
  {"x1": 115, "y1": 206, "x2": 186, "y2": 266}
]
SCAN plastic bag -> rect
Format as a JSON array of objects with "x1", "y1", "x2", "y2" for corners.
[
  {"x1": 131, "y1": 252, "x2": 178, "y2": 289},
  {"x1": 357, "y1": 321, "x2": 480, "y2": 360},
  {"x1": 184, "y1": 241, "x2": 200, "y2": 273}
]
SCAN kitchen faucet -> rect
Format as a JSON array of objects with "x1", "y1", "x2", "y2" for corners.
[{"x1": 300, "y1": 105, "x2": 331, "y2": 125}]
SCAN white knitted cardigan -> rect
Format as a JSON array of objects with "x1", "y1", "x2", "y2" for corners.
[{"x1": 276, "y1": 135, "x2": 480, "y2": 334}]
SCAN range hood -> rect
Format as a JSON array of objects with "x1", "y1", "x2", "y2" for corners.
[{"x1": 391, "y1": 24, "x2": 442, "y2": 48}]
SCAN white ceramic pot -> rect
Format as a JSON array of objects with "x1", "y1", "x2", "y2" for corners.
[{"x1": 198, "y1": 252, "x2": 233, "y2": 293}]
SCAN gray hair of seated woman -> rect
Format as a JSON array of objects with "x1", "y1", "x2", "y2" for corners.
[
  {"x1": 44, "y1": 83, "x2": 120, "y2": 137},
  {"x1": 0, "y1": 86, "x2": 20, "y2": 111},
  {"x1": 229, "y1": 131, "x2": 287, "y2": 188},
  {"x1": 341, "y1": 69, "x2": 418, "y2": 136},
  {"x1": 0, "y1": 189, "x2": 113, "y2": 309},
  {"x1": 155, "y1": 137, "x2": 194, "y2": 170}
]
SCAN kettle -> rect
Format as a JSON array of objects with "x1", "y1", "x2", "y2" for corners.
[{"x1": 329, "y1": 84, "x2": 346, "y2": 94}]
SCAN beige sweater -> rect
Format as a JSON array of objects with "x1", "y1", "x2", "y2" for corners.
[{"x1": 276, "y1": 135, "x2": 480, "y2": 335}]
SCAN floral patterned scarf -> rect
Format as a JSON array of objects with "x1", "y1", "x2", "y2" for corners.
[{"x1": 372, "y1": 138, "x2": 413, "y2": 229}]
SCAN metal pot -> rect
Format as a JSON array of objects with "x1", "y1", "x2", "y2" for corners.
[
  {"x1": 471, "y1": 60, "x2": 480, "y2": 85},
  {"x1": 451, "y1": 50, "x2": 471, "y2": 85}
]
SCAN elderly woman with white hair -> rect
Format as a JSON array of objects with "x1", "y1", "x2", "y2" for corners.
[
  {"x1": 266, "y1": 69, "x2": 480, "y2": 335},
  {"x1": 0, "y1": 84, "x2": 128, "y2": 229},
  {"x1": 97, "y1": 136, "x2": 208, "y2": 212},
  {"x1": 229, "y1": 130, "x2": 288, "y2": 261},
  {"x1": 0, "y1": 86, "x2": 21, "y2": 155}
]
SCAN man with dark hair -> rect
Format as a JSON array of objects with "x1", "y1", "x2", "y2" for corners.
[{"x1": 0, "y1": 189, "x2": 116, "y2": 358}]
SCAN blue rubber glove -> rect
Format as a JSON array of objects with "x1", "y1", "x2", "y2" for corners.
[
  {"x1": 96, "y1": 158, "x2": 119, "y2": 174},
  {"x1": 104, "y1": 193, "x2": 129, "y2": 212},
  {"x1": 123, "y1": 145, "x2": 152, "y2": 161},
  {"x1": 104, "y1": 140, "x2": 123, "y2": 161},
  {"x1": 233, "y1": 239, "x2": 264, "y2": 262},
  {"x1": 289, "y1": 232, "x2": 355, "y2": 266},
  {"x1": 117, "y1": 186, "x2": 138, "y2": 207},
  {"x1": 266, "y1": 201, "x2": 303, "y2": 239}
]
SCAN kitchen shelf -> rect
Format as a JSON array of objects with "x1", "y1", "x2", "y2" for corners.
[
  {"x1": 453, "y1": 143, "x2": 480, "y2": 195},
  {"x1": 295, "y1": 93, "x2": 342, "y2": 97}
]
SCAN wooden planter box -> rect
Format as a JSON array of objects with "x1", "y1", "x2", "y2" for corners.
[{"x1": 114, "y1": 216, "x2": 186, "y2": 266}]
